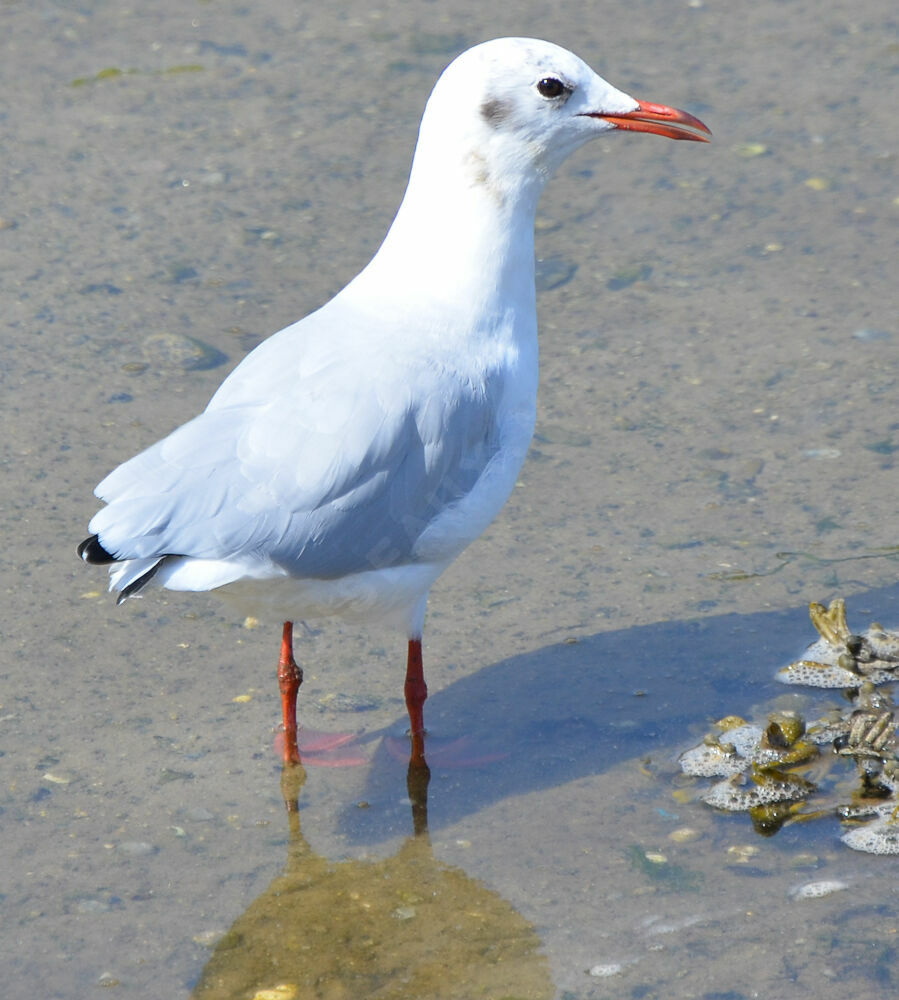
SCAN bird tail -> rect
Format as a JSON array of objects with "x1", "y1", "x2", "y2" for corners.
[{"x1": 78, "y1": 534, "x2": 164, "y2": 603}]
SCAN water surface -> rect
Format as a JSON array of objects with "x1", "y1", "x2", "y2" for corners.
[{"x1": 2, "y1": 1, "x2": 897, "y2": 997}]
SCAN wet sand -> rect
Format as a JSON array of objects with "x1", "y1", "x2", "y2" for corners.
[{"x1": 2, "y1": 1, "x2": 897, "y2": 997}]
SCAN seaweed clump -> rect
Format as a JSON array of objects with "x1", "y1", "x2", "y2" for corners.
[{"x1": 678, "y1": 599, "x2": 899, "y2": 854}]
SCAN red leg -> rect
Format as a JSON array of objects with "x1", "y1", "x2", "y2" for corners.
[
  {"x1": 386, "y1": 634, "x2": 507, "y2": 769},
  {"x1": 404, "y1": 638, "x2": 428, "y2": 764},
  {"x1": 277, "y1": 621, "x2": 302, "y2": 766}
]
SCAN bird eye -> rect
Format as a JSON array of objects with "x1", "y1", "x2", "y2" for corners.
[{"x1": 536, "y1": 77, "x2": 568, "y2": 99}]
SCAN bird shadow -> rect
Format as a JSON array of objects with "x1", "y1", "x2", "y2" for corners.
[{"x1": 340, "y1": 582, "x2": 899, "y2": 841}]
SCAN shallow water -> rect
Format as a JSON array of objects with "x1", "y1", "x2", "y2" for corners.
[{"x1": 2, "y1": 1, "x2": 898, "y2": 997}]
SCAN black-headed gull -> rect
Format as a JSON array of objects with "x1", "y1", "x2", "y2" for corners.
[{"x1": 79, "y1": 37, "x2": 709, "y2": 767}]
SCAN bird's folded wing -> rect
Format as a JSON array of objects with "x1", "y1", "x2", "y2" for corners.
[{"x1": 89, "y1": 358, "x2": 502, "y2": 580}]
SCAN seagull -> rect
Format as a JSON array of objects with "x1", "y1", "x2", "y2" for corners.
[{"x1": 78, "y1": 37, "x2": 709, "y2": 768}]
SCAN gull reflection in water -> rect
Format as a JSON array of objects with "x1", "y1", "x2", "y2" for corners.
[{"x1": 191, "y1": 761, "x2": 553, "y2": 1000}]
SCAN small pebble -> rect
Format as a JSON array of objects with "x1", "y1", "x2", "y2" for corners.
[
  {"x1": 251, "y1": 987, "x2": 298, "y2": 1000},
  {"x1": 193, "y1": 929, "x2": 225, "y2": 947},
  {"x1": 75, "y1": 898, "x2": 116, "y2": 914},
  {"x1": 668, "y1": 827, "x2": 700, "y2": 843},
  {"x1": 536, "y1": 256, "x2": 577, "y2": 290},
  {"x1": 43, "y1": 771, "x2": 72, "y2": 785},
  {"x1": 715, "y1": 716, "x2": 748, "y2": 730},
  {"x1": 852, "y1": 327, "x2": 892, "y2": 342},
  {"x1": 534, "y1": 215, "x2": 561, "y2": 233},
  {"x1": 184, "y1": 806, "x2": 215, "y2": 822},
  {"x1": 727, "y1": 844, "x2": 759, "y2": 863},
  {"x1": 733, "y1": 142, "x2": 768, "y2": 157},
  {"x1": 159, "y1": 767, "x2": 194, "y2": 783},
  {"x1": 590, "y1": 963, "x2": 624, "y2": 977},
  {"x1": 321, "y1": 692, "x2": 381, "y2": 712},
  {"x1": 141, "y1": 331, "x2": 228, "y2": 372},
  {"x1": 116, "y1": 841, "x2": 156, "y2": 856},
  {"x1": 607, "y1": 262, "x2": 651, "y2": 290},
  {"x1": 790, "y1": 880, "x2": 848, "y2": 900}
]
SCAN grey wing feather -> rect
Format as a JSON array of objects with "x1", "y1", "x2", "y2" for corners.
[{"x1": 89, "y1": 364, "x2": 501, "y2": 581}]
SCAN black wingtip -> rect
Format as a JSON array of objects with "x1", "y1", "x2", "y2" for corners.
[
  {"x1": 78, "y1": 534, "x2": 116, "y2": 564},
  {"x1": 115, "y1": 561, "x2": 162, "y2": 603}
]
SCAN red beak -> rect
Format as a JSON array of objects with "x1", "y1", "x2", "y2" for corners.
[{"x1": 584, "y1": 100, "x2": 711, "y2": 142}]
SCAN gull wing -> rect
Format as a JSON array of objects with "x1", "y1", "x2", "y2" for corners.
[{"x1": 89, "y1": 339, "x2": 502, "y2": 587}]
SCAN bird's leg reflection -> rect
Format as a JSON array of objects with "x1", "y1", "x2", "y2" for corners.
[
  {"x1": 279, "y1": 759, "x2": 307, "y2": 829},
  {"x1": 277, "y1": 621, "x2": 302, "y2": 766},
  {"x1": 407, "y1": 756, "x2": 432, "y2": 838},
  {"x1": 279, "y1": 756, "x2": 431, "y2": 842}
]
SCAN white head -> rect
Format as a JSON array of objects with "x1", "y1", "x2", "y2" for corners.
[{"x1": 410, "y1": 37, "x2": 709, "y2": 204}]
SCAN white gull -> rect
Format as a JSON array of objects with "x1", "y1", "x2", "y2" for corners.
[{"x1": 79, "y1": 37, "x2": 709, "y2": 766}]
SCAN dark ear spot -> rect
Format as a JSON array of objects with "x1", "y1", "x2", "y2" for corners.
[{"x1": 480, "y1": 97, "x2": 512, "y2": 127}]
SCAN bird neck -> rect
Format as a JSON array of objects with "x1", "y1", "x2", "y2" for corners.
[{"x1": 348, "y1": 137, "x2": 547, "y2": 325}]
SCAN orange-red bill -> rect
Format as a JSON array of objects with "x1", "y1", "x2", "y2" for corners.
[{"x1": 586, "y1": 100, "x2": 711, "y2": 142}]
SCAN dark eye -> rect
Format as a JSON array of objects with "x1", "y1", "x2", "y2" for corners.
[{"x1": 536, "y1": 77, "x2": 568, "y2": 99}]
